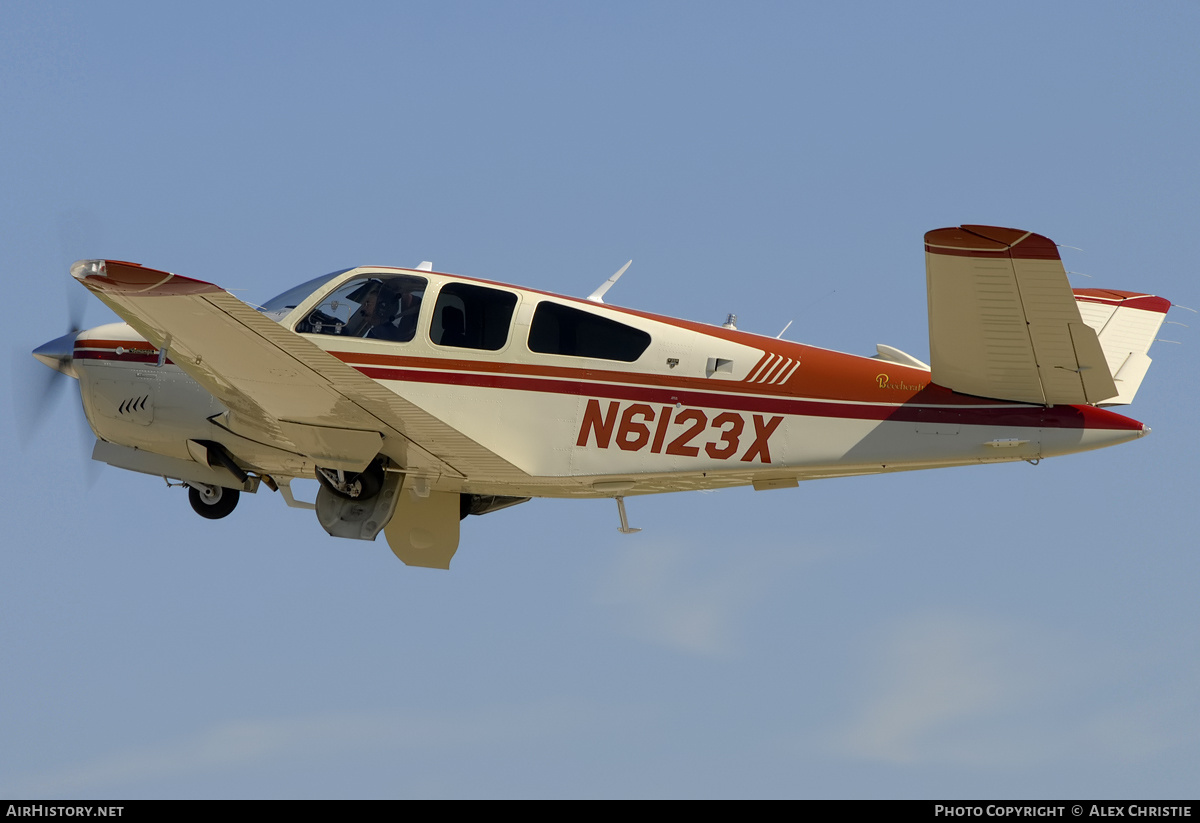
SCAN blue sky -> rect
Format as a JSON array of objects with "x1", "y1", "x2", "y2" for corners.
[{"x1": 3, "y1": 1, "x2": 1198, "y2": 798}]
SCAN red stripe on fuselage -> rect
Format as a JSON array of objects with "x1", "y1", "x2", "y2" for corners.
[
  {"x1": 70, "y1": 338, "x2": 1142, "y2": 432},
  {"x1": 330, "y1": 348, "x2": 947, "y2": 406},
  {"x1": 349, "y1": 361, "x2": 1141, "y2": 432},
  {"x1": 74, "y1": 350, "x2": 164, "y2": 364},
  {"x1": 74, "y1": 339, "x2": 170, "y2": 365}
]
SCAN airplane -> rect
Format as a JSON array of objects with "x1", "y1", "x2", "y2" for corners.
[{"x1": 32, "y1": 224, "x2": 1172, "y2": 569}]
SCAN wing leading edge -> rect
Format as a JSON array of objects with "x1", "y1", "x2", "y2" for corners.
[{"x1": 924, "y1": 225, "x2": 1118, "y2": 406}]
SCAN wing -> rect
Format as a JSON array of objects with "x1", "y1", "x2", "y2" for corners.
[
  {"x1": 71, "y1": 259, "x2": 527, "y2": 484},
  {"x1": 924, "y1": 225, "x2": 1118, "y2": 405}
]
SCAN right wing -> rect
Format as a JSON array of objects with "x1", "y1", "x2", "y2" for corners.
[{"x1": 924, "y1": 225, "x2": 1118, "y2": 406}]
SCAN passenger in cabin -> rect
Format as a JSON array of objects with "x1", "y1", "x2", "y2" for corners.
[
  {"x1": 393, "y1": 283, "x2": 422, "y2": 341},
  {"x1": 439, "y1": 305, "x2": 467, "y2": 347}
]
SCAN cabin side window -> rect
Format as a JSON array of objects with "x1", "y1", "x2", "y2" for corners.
[
  {"x1": 429, "y1": 283, "x2": 518, "y2": 351},
  {"x1": 527, "y1": 301, "x2": 651, "y2": 362}
]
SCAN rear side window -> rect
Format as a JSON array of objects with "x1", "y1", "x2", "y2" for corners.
[
  {"x1": 430, "y1": 283, "x2": 517, "y2": 351},
  {"x1": 528, "y1": 301, "x2": 651, "y2": 362}
]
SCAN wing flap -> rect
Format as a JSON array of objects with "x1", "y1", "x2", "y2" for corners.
[{"x1": 924, "y1": 226, "x2": 1118, "y2": 405}]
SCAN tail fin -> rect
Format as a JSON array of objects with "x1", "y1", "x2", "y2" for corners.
[
  {"x1": 1073, "y1": 289, "x2": 1171, "y2": 405},
  {"x1": 924, "y1": 225, "x2": 1117, "y2": 405}
]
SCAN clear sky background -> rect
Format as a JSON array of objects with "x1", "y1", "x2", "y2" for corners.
[{"x1": 3, "y1": 1, "x2": 1198, "y2": 799}]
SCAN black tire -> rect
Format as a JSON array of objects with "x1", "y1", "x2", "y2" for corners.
[{"x1": 189, "y1": 486, "x2": 240, "y2": 519}]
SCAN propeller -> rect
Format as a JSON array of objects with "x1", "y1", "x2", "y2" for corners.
[
  {"x1": 32, "y1": 287, "x2": 85, "y2": 374},
  {"x1": 20, "y1": 317, "x2": 104, "y2": 487},
  {"x1": 20, "y1": 275, "x2": 85, "y2": 432},
  {"x1": 14, "y1": 212, "x2": 104, "y2": 483}
]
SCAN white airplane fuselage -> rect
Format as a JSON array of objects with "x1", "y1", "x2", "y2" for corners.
[
  {"x1": 37, "y1": 228, "x2": 1168, "y2": 567},
  {"x1": 67, "y1": 272, "x2": 1146, "y2": 503}
]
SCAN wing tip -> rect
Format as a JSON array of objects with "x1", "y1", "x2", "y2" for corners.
[{"x1": 72, "y1": 259, "x2": 223, "y2": 296}]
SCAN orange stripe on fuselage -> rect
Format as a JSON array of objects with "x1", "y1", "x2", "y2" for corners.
[
  {"x1": 328, "y1": 346, "x2": 944, "y2": 406},
  {"x1": 70, "y1": 337, "x2": 1141, "y2": 431},
  {"x1": 347, "y1": 360, "x2": 1142, "y2": 432}
]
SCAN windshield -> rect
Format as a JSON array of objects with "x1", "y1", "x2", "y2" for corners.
[
  {"x1": 258, "y1": 269, "x2": 354, "y2": 322},
  {"x1": 297, "y1": 273, "x2": 427, "y2": 342}
]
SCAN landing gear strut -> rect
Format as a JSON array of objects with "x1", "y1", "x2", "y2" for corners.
[
  {"x1": 188, "y1": 484, "x2": 240, "y2": 519},
  {"x1": 315, "y1": 461, "x2": 384, "y2": 501}
]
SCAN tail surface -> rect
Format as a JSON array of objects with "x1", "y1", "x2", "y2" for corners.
[
  {"x1": 924, "y1": 226, "x2": 1117, "y2": 406},
  {"x1": 1073, "y1": 289, "x2": 1171, "y2": 405}
]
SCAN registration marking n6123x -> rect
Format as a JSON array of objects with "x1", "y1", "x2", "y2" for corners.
[{"x1": 575, "y1": 398, "x2": 783, "y2": 463}]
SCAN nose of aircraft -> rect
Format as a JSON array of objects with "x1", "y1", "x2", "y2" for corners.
[{"x1": 32, "y1": 331, "x2": 79, "y2": 378}]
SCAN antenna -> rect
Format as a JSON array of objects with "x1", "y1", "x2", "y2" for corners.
[{"x1": 587, "y1": 260, "x2": 632, "y2": 304}]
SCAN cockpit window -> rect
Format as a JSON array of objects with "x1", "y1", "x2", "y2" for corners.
[
  {"x1": 429, "y1": 283, "x2": 517, "y2": 351},
  {"x1": 259, "y1": 269, "x2": 353, "y2": 322},
  {"x1": 527, "y1": 301, "x2": 651, "y2": 361},
  {"x1": 296, "y1": 273, "x2": 427, "y2": 342}
]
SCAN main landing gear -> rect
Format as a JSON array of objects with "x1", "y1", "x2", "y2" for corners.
[
  {"x1": 315, "y1": 462, "x2": 384, "y2": 501},
  {"x1": 187, "y1": 483, "x2": 240, "y2": 519}
]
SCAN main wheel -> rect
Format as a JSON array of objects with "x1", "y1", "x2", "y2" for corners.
[{"x1": 188, "y1": 485, "x2": 240, "y2": 519}]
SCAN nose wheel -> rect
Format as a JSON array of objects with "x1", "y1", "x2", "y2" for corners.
[{"x1": 188, "y1": 484, "x2": 240, "y2": 519}]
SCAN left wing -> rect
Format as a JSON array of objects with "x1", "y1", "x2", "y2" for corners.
[
  {"x1": 71, "y1": 259, "x2": 527, "y2": 483},
  {"x1": 924, "y1": 225, "x2": 1118, "y2": 406}
]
